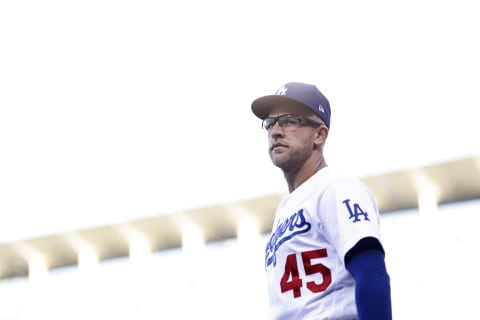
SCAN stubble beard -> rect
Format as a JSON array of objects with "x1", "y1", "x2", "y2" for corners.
[{"x1": 270, "y1": 143, "x2": 312, "y2": 174}]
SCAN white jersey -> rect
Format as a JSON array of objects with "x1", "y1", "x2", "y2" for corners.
[{"x1": 265, "y1": 167, "x2": 383, "y2": 320}]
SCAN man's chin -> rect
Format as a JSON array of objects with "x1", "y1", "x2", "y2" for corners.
[{"x1": 271, "y1": 156, "x2": 288, "y2": 170}]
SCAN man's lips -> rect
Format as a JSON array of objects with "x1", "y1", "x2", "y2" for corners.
[{"x1": 271, "y1": 143, "x2": 287, "y2": 151}]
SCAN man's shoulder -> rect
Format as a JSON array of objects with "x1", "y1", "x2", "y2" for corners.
[
  {"x1": 317, "y1": 166, "x2": 361, "y2": 183},
  {"x1": 317, "y1": 167, "x2": 370, "y2": 193}
]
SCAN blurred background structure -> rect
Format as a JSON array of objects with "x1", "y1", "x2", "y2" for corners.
[
  {"x1": 1, "y1": 155, "x2": 480, "y2": 319},
  {"x1": 1, "y1": 0, "x2": 479, "y2": 319}
]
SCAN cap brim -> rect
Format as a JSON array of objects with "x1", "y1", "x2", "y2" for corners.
[{"x1": 251, "y1": 95, "x2": 312, "y2": 119}]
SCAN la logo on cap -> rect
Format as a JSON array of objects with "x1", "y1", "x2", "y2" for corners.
[{"x1": 276, "y1": 85, "x2": 287, "y2": 96}]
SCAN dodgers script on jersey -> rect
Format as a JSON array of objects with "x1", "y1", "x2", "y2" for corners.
[{"x1": 265, "y1": 167, "x2": 383, "y2": 320}]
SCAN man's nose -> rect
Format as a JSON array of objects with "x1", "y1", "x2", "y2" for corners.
[{"x1": 269, "y1": 121, "x2": 284, "y2": 137}]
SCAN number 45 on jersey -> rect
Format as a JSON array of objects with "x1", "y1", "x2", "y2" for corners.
[{"x1": 281, "y1": 248, "x2": 332, "y2": 298}]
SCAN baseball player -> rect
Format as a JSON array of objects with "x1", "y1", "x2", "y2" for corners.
[{"x1": 251, "y1": 82, "x2": 392, "y2": 319}]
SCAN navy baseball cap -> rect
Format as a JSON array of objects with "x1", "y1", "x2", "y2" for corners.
[{"x1": 251, "y1": 82, "x2": 331, "y2": 128}]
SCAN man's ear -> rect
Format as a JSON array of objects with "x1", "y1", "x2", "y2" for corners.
[{"x1": 314, "y1": 125, "x2": 328, "y2": 145}]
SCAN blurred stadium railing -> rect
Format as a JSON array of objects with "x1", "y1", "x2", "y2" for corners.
[{"x1": 1, "y1": 155, "x2": 479, "y2": 319}]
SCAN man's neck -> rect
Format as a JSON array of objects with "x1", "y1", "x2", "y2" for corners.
[{"x1": 284, "y1": 157, "x2": 327, "y2": 193}]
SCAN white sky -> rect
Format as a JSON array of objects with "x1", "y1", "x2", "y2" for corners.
[{"x1": 1, "y1": 0, "x2": 479, "y2": 242}]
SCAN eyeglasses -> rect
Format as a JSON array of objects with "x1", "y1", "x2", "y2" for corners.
[{"x1": 262, "y1": 114, "x2": 324, "y2": 131}]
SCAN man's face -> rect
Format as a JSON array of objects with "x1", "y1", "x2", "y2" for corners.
[{"x1": 265, "y1": 106, "x2": 320, "y2": 172}]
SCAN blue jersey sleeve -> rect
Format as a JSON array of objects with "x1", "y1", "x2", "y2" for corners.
[{"x1": 345, "y1": 246, "x2": 392, "y2": 320}]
